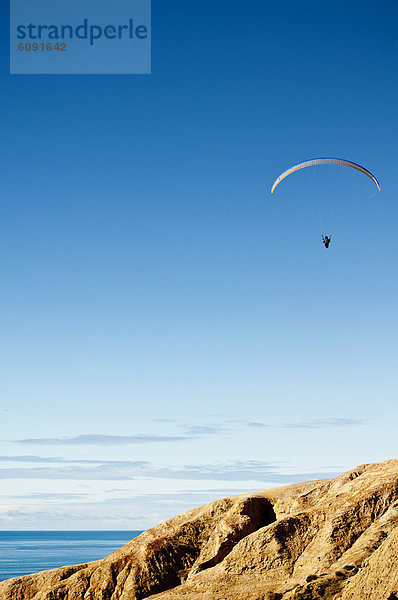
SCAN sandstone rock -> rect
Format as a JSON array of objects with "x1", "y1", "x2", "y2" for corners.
[{"x1": 2, "y1": 460, "x2": 398, "y2": 599}]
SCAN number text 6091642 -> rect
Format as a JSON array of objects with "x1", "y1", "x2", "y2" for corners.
[{"x1": 18, "y1": 43, "x2": 67, "y2": 52}]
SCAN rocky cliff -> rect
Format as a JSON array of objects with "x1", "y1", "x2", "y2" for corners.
[{"x1": 2, "y1": 460, "x2": 398, "y2": 600}]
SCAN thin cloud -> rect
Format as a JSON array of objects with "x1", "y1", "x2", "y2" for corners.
[
  {"x1": 0, "y1": 455, "x2": 149, "y2": 467},
  {"x1": 182, "y1": 424, "x2": 226, "y2": 435},
  {"x1": 0, "y1": 455, "x2": 64, "y2": 463},
  {"x1": 13, "y1": 424, "x2": 231, "y2": 447},
  {"x1": 0, "y1": 459, "x2": 338, "y2": 483},
  {"x1": 0, "y1": 508, "x2": 145, "y2": 523},
  {"x1": 7, "y1": 493, "x2": 88, "y2": 500},
  {"x1": 148, "y1": 462, "x2": 337, "y2": 483},
  {"x1": 281, "y1": 418, "x2": 363, "y2": 429},
  {"x1": 0, "y1": 466, "x2": 138, "y2": 480},
  {"x1": 14, "y1": 434, "x2": 192, "y2": 446},
  {"x1": 241, "y1": 418, "x2": 364, "y2": 429}
]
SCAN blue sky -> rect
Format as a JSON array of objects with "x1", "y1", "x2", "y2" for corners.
[{"x1": 1, "y1": 0, "x2": 398, "y2": 530}]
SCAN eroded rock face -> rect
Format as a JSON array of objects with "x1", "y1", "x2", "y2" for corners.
[{"x1": 2, "y1": 460, "x2": 398, "y2": 600}]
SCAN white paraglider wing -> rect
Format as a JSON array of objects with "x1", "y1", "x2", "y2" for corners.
[{"x1": 271, "y1": 158, "x2": 381, "y2": 194}]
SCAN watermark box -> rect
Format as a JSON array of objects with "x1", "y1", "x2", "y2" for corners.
[{"x1": 10, "y1": 0, "x2": 151, "y2": 74}]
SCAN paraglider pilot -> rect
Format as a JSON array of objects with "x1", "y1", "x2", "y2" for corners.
[{"x1": 322, "y1": 235, "x2": 331, "y2": 248}]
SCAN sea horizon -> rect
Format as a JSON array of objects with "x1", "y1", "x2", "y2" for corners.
[{"x1": 0, "y1": 530, "x2": 143, "y2": 582}]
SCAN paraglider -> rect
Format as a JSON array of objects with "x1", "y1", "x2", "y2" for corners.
[
  {"x1": 322, "y1": 235, "x2": 331, "y2": 248},
  {"x1": 270, "y1": 158, "x2": 381, "y2": 247}
]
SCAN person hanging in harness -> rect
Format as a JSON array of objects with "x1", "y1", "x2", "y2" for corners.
[{"x1": 322, "y1": 235, "x2": 331, "y2": 248}]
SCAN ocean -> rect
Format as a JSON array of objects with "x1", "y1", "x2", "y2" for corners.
[{"x1": 0, "y1": 531, "x2": 143, "y2": 582}]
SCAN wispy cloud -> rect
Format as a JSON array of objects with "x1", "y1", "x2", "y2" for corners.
[
  {"x1": 0, "y1": 508, "x2": 146, "y2": 524},
  {"x1": 281, "y1": 418, "x2": 363, "y2": 429},
  {"x1": 182, "y1": 424, "x2": 226, "y2": 435},
  {"x1": 7, "y1": 493, "x2": 88, "y2": 500},
  {"x1": 0, "y1": 455, "x2": 148, "y2": 466},
  {"x1": 14, "y1": 434, "x2": 192, "y2": 446},
  {"x1": 11, "y1": 418, "x2": 362, "y2": 448},
  {"x1": 0, "y1": 466, "x2": 136, "y2": 480},
  {"x1": 0, "y1": 455, "x2": 65, "y2": 463},
  {"x1": 0, "y1": 458, "x2": 338, "y2": 483},
  {"x1": 148, "y1": 462, "x2": 338, "y2": 483},
  {"x1": 240, "y1": 417, "x2": 363, "y2": 429}
]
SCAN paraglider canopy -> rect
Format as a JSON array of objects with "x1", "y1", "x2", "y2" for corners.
[{"x1": 271, "y1": 158, "x2": 381, "y2": 194}]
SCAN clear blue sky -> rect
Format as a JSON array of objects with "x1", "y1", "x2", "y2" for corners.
[{"x1": 1, "y1": 0, "x2": 398, "y2": 530}]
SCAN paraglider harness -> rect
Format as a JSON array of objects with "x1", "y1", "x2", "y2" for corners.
[{"x1": 322, "y1": 235, "x2": 331, "y2": 248}]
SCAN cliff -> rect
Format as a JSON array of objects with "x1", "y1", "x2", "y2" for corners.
[{"x1": 1, "y1": 459, "x2": 398, "y2": 600}]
